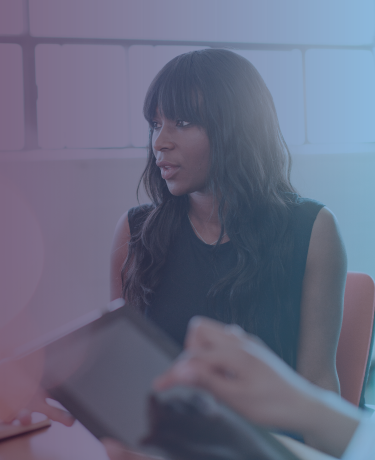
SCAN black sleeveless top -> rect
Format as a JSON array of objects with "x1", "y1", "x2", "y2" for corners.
[{"x1": 128, "y1": 195, "x2": 324, "y2": 369}]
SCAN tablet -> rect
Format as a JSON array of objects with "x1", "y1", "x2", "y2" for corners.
[
  {"x1": 16, "y1": 299, "x2": 299, "y2": 459},
  {"x1": 40, "y1": 299, "x2": 180, "y2": 452}
]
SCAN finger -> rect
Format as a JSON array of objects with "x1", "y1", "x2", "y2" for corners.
[
  {"x1": 26, "y1": 389, "x2": 75, "y2": 426},
  {"x1": 17, "y1": 409, "x2": 32, "y2": 426},
  {"x1": 154, "y1": 350, "x2": 239, "y2": 392},
  {"x1": 184, "y1": 317, "x2": 213, "y2": 349},
  {"x1": 175, "y1": 359, "x2": 238, "y2": 402},
  {"x1": 223, "y1": 323, "x2": 246, "y2": 338},
  {"x1": 185, "y1": 317, "x2": 235, "y2": 351},
  {"x1": 184, "y1": 348, "x2": 240, "y2": 378},
  {"x1": 38, "y1": 403, "x2": 74, "y2": 426},
  {"x1": 154, "y1": 358, "x2": 198, "y2": 390},
  {"x1": 187, "y1": 319, "x2": 272, "y2": 370}
]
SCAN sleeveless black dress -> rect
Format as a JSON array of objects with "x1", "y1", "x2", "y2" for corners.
[{"x1": 128, "y1": 195, "x2": 324, "y2": 369}]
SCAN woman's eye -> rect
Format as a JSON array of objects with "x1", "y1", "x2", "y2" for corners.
[
  {"x1": 151, "y1": 121, "x2": 161, "y2": 130},
  {"x1": 176, "y1": 120, "x2": 191, "y2": 127}
]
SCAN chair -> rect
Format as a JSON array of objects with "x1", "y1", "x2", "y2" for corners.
[{"x1": 336, "y1": 272, "x2": 375, "y2": 407}]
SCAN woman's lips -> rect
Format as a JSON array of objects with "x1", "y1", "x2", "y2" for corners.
[
  {"x1": 160, "y1": 165, "x2": 180, "y2": 180},
  {"x1": 156, "y1": 160, "x2": 180, "y2": 180}
]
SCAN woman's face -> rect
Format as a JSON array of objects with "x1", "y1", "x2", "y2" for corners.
[{"x1": 152, "y1": 109, "x2": 211, "y2": 196}]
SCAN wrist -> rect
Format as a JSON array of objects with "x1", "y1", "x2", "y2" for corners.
[
  {"x1": 297, "y1": 385, "x2": 361, "y2": 457},
  {"x1": 278, "y1": 384, "x2": 321, "y2": 434}
]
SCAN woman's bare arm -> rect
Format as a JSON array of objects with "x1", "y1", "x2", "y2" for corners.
[
  {"x1": 296, "y1": 207, "x2": 347, "y2": 395},
  {"x1": 110, "y1": 211, "x2": 131, "y2": 301}
]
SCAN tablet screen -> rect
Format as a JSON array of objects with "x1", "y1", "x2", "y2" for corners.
[{"x1": 41, "y1": 302, "x2": 180, "y2": 449}]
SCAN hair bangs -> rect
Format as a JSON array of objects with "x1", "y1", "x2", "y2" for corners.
[{"x1": 143, "y1": 53, "x2": 205, "y2": 127}]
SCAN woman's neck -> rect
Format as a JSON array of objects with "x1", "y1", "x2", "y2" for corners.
[
  {"x1": 188, "y1": 192, "x2": 229, "y2": 244},
  {"x1": 188, "y1": 192, "x2": 220, "y2": 224}
]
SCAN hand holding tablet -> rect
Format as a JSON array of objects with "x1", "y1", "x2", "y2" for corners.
[
  {"x1": 8, "y1": 302, "x2": 362, "y2": 459},
  {"x1": 7, "y1": 300, "x2": 301, "y2": 459}
]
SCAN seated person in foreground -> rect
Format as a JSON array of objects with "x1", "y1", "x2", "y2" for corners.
[{"x1": 104, "y1": 317, "x2": 374, "y2": 460}]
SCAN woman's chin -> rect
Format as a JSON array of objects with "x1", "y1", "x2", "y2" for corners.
[
  {"x1": 165, "y1": 182, "x2": 188, "y2": 197},
  {"x1": 165, "y1": 181, "x2": 209, "y2": 197}
]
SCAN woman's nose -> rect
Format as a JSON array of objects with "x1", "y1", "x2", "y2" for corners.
[{"x1": 152, "y1": 126, "x2": 175, "y2": 152}]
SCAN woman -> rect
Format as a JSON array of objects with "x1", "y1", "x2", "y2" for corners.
[{"x1": 111, "y1": 49, "x2": 346, "y2": 394}]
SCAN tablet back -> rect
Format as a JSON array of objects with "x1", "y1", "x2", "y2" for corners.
[
  {"x1": 41, "y1": 300, "x2": 180, "y2": 448},
  {"x1": 16, "y1": 300, "x2": 300, "y2": 459}
]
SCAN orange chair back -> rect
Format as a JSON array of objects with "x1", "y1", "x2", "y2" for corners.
[{"x1": 336, "y1": 272, "x2": 375, "y2": 406}]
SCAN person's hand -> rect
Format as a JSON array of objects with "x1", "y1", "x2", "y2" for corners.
[
  {"x1": 154, "y1": 317, "x2": 320, "y2": 433},
  {"x1": 5, "y1": 388, "x2": 74, "y2": 427},
  {"x1": 102, "y1": 438, "x2": 163, "y2": 460},
  {"x1": 154, "y1": 317, "x2": 362, "y2": 457}
]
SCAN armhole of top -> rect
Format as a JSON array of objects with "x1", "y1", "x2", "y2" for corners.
[{"x1": 292, "y1": 198, "x2": 325, "y2": 242}]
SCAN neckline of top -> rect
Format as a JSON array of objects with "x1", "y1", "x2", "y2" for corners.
[{"x1": 185, "y1": 214, "x2": 231, "y2": 248}]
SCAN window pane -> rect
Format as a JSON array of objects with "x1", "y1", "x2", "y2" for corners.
[
  {"x1": 235, "y1": 50, "x2": 305, "y2": 145},
  {"x1": 36, "y1": 44, "x2": 129, "y2": 148},
  {"x1": 0, "y1": 44, "x2": 24, "y2": 151},
  {"x1": 129, "y1": 45, "x2": 206, "y2": 147},
  {"x1": 306, "y1": 50, "x2": 375, "y2": 143},
  {"x1": 29, "y1": 0, "x2": 374, "y2": 45},
  {"x1": 0, "y1": 0, "x2": 26, "y2": 35}
]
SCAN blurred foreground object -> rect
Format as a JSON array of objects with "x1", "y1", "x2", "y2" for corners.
[{"x1": 142, "y1": 386, "x2": 299, "y2": 460}]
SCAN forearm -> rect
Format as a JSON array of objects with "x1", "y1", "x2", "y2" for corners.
[
  {"x1": 157, "y1": 318, "x2": 362, "y2": 458},
  {"x1": 290, "y1": 385, "x2": 361, "y2": 458}
]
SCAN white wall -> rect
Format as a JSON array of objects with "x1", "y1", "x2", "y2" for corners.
[{"x1": 292, "y1": 153, "x2": 375, "y2": 278}]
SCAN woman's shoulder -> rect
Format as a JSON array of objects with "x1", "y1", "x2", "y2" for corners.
[
  {"x1": 283, "y1": 193, "x2": 325, "y2": 237},
  {"x1": 127, "y1": 204, "x2": 155, "y2": 236},
  {"x1": 284, "y1": 192, "x2": 324, "y2": 210},
  {"x1": 285, "y1": 192, "x2": 324, "y2": 218}
]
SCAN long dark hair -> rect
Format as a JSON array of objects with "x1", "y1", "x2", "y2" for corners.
[{"x1": 123, "y1": 49, "x2": 297, "y2": 363}]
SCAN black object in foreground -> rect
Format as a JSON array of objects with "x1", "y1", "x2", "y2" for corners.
[{"x1": 142, "y1": 386, "x2": 300, "y2": 460}]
